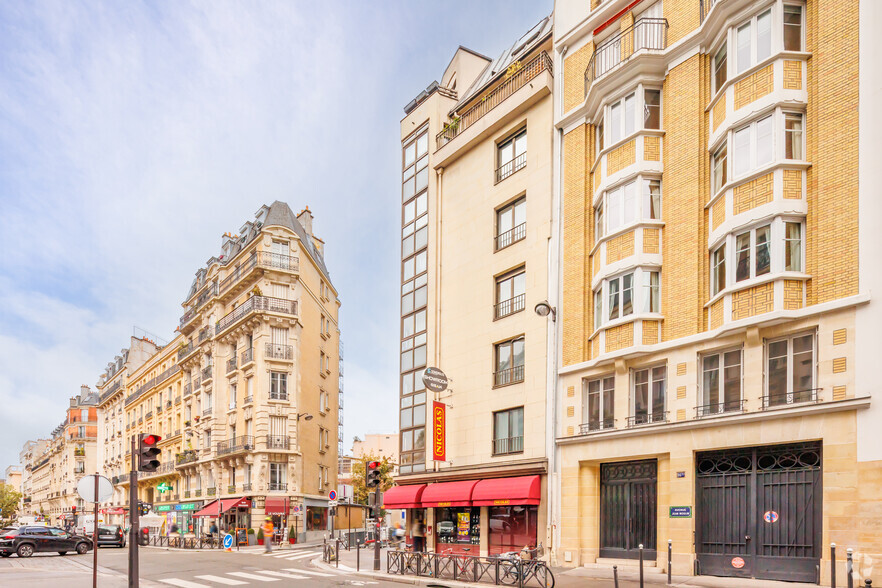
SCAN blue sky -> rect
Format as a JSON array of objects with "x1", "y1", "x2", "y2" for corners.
[{"x1": 0, "y1": 0, "x2": 553, "y2": 472}]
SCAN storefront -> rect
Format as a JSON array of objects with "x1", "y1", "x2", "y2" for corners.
[
  {"x1": 193, "y1": 497, "x2": 251, "y2": 535},
  {"x1": 265, "y1": 497, "x2": 288, "y2": 544},
  {"x1": 387, "y1": 475, "x2": 542, "y2": 557},
  {"x1": 155, "y1": 502, "x2": 202, "y2": 535}
]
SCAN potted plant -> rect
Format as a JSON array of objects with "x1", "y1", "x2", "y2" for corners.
[
  {"x1": 256, "y1": 526, "x2": 264, "y2": 546},
  {"x1": 288, "y1": 525, "x2": 296, "y2": 544},
  {"x1": 247, "y1": 528, "x2": 256, "y2": 546},
  {"x1": 184, "y1": 420, "x2": 191, "y2": 427},
  {"x1": 250, "y1": 286, "x2": 263, "y2": 297}
]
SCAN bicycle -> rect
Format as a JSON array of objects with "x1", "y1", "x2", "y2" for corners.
[{"x1": 498, "y1": 543, "x2": 555, "y2": 588}]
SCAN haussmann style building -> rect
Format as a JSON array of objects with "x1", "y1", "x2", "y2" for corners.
[{"x1": 551, "y1": 0, "x2": 881, "y2": 584}]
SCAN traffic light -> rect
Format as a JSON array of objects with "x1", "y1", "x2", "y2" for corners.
[
  {"x1": 138, "y1": 433, "x2": 162, "y2": 472},
  {"x1": 366, "y1": 460, "x2": 381, "y2": 489},
  {"x1": 71, "y1": 505, "x2": 76, "y2": 517},
  {"x1": 138, "y1": 502, "x2": 150, "y2": 516}
]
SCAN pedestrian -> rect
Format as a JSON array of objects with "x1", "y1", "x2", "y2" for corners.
[
  {"x1": 412, "y1": 515, "x2": 425, "y2": 553},
  {"x1": 262, "y1": 517, "x2": 274, "y2": 553},
  {"x1": 209, "y1": 521, "x2": 218, "y2": 540}
]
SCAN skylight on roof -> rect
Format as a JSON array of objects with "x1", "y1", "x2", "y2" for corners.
[{"x1": 512, "y1": 20, "x2": 544, "y2": 57}]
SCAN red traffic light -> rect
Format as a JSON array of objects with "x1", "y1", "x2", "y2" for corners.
[
  {"x1": 367, "y1": 461, "x2": 380, "y2": 469},
  {"x1": 142, "y1": 434, "x2": 161, "y2": 445}
]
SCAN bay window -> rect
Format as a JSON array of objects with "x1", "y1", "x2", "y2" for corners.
[
  {"x1": 643, "y1": 89, "x2": 661, "y2": 129},
  {"x1": 736, "y1": 9, "x2": 772, "y2": 74},
  {"x1": 735, "y1": 224, "x2": 771, "y2": 282},
  {"x1": 733, "y1": 114, "x2": 773, "y2": 177},
  {"x1": 642, "y1": 271, "x2": 660, "y2": 313},
  {"x1": 608, "y1": 92, "x2": 636, "y2": 144},
  {"x1": 594, "y1": 268, "x2": 660, "y2": 329},
  {"x1": 597, "y1": 177, "x2": 661, "y2": 236},
  {"x1": 712, "y1": 144, "x2": 727, "y2": 194},
  {"x1": 784, "y1": 222, "x2": 802, "y2": 271},
  {"x1": 713, "y1": 43, "x2": 727, "y2": 93},
  {"x1": 607, "y1": 181, "x2": 637, "y2": 232},
  {"x1": 784, "y1": 113, "x2": 804, "y2": 160},
  {"x1": 643, "y1": 179, "x2": 661, "y2": 219},
  {"x1": 711, "y1": 244, "x2": 726, "y2": 296},
  {"x1": 783, "y1": 5, "x2": 803, "y2": 51}
]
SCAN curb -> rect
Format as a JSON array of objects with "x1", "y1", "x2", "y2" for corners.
[{"x1": 311, "y1": 556, "x2": 490, "y2": 588}]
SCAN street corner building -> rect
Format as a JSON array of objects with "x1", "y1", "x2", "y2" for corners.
[
  {"x1": 552, "y1": 0, "x2": 881, "y2": 584},
  {"x1": 387, "y1": 15, "x2": 556, "y2": 557},
  {"x1": 92, "y1": 201, "x2": 343, "y2": 542}
]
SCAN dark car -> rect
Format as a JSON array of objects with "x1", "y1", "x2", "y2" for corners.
[
  {"x1": 0, "y1": 526, "x2": 93, "y2": 558},
  {"x1": 96, "y1": 525, "x2": 126, "y2": 548}
]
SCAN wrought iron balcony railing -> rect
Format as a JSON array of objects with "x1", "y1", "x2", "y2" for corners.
[
  {"x1": 176, "y1": 451, "x2": 198, "y2": 466},
  {"x1": 215, "y1": 296, "x2": 298, "y2": 335},
  {"x1": 585, "y1": 18, "x2": 668, "y2": 97},
  {"x1": 268, "y1": 482, "x2": 287, "y2": 492},
  {"x1": 437, "y1": 51, "x2": 552, "y2": 149},
  {"x1": 696, "y1": 399, "x2": 746, "y2": 419},
  {"x1": 227, "y1": 485, "x2": 236, "y2": 494},
  {"x1": 579, "y1": 419, "x2": 616, "y2": 434},
  {"x1": 226, "y1": 357, "x2": 237, "y2": 374},
  {"x1": 177, "y1": 342, "x2": 196, "y2": 362},
  {"x1": 241, "y1": 347, "x2": 254, "y2": 365},
  {"x1": 217, "y1": 435, "x2": 254, "y2": 456},
  {"x1": 496, "y1": 223, "x2": 526, "y2": 251},
  {"x1": 494, "y1": 364, "x2": 525, "y2": 387},
  {"x1": 206, "y1": 487, "x2": 217, "y2": 496},
  {"x1": 492, "y1": 436, "x2": 524, "y2": 456},
  {"x1": 201, "y1": 364, "x2": 213, "y2": 381},
  {"x1": 267, "y1": 435, "x2": 290, "y2": 450},
  {"x1": 495, "y1": 294, "x2": 526, "y2": 320},
  {"x1": 627, "y1": 411, "x2": 669, "y2": 427},
  {"x1": 218, "y1": 251, "x2": 300, "y2": 297},
  {"x1": 265, "y1": 343, "x2": 293, "y2": 360},
  {"x1": 496, "y1": 152, "x2": 527, "y2": 183},
  {"x1": 761, "y1": 388, "x2": 822, "y2": 410}
]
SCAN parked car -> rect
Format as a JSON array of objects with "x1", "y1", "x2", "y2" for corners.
[
  {"x1": 0, "y1": 526, "x2": 93, "y2": 558},
  {"x1": 96, "y1": 525, "x2": 126, "y2": 548}
]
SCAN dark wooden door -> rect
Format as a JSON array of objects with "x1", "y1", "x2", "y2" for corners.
[
  {"x1": 696, "y1": 442, "x2": 821, "y2": 582},
  {"x1": 600, "y1": 460, "x2": 657, "y2": 559}
]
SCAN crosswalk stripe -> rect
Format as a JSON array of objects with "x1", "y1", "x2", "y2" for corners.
[
  {"x1": 250, "y1": 570, "x2": 308, "y2": 580},
  {"x1": 282, "y1": 568, "x2": 336, "y2": 577},
  {"x1": 277, "y1": 551, "x2": 319, "y2": 560},
  {"x1": 227, "y1": 572, "x2": 280, "y2": 582},
  {"x1": 193, "y1": 575, "x2": 248, "y2": 585},
  {"x1": 158, "y1": 580, "x2": 211, "y2": 588}
]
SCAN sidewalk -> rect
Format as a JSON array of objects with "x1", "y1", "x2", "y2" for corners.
[{"x1": 141, "y1": 538, "x2": 325, "y2": 553}]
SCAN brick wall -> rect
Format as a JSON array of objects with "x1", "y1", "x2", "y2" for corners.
[
  {"x1": 607, "y1": 139, "x2": 636, "y2": 175},
  {"x1": 644, "y1": 136, "x2": 661, "y2": 161},
  {"x1": 731, "y1": 282, "x2": 774, "y2": 320},
  {"x1": 606, "y1": 231, "x2": 635, "y2": 264},
  {"x1": 783, "y1": 170, "x2": 803, "y2": 199},
  {"x1": 562, "y1": 126, "x2": 588, "y2": 366},
  {"x1": 783, "y1": 60, "x2": 803, "y2": 90},
  {"x1": 564, "y1": 43, "x2": 594, "y2": 114},
  {"x1": 734, "y1": 64, "x2": 774, "y2": 110},
  {"x1": 732, "y1": 173, "x2": 773, "y2": 214},
  {"x1": 605, "y1": 322, "x2": 634, "y2": 352},
  {"x1": 643, "y1": 228, "x2": 660, "y2": 254}
]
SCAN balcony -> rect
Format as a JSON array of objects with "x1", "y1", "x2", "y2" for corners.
[
  {"x1": 243, "y1": 483, "x2": 252, "y2": 492},
  {"x1": 218, "y1": 251, "x2": 300, "y2": 298},
  {"x1": 202, "y1": 408, "x2": 213, "y2": 418},
  {"x1": 198, "y1": 327, "x2": 211, "y2": 343},
  {"x1": 177, "y1": 342, "x2": 198, "y2": 362},
  {"x1": 179, "y1": 308, "x2": 198, "y2": 330},
  {"x1": 174, "y1": 429, "x2": 181, "y2": 437},
  {"x1": 184, "y1": 490, "x2": 191, "y2": 498},
  {"x1": 265, "y1": 343, "x2": 293, "y2": 360},
  {"x1": 579, "y1": 419, "x2": 616, "y2": 434},
  {"x1": 201, "y1": 364, "x2": 213, "y2": 382},
  {"x1": 227, "y1": 485, "x2": 236, "y2": 494},
  {"x1": 584, "y1": 18, "x2": 668, "y2": 97},
  {"x1": 241, "y1": 348, "x2": 254, "y2": 366},
  {"x1": 207, "y1": 487, "x2": 217, "y2": 496},
  {"x1": 266, "y1": 435, "x2": 290, "y2": 450},
  {"x1": 495, "y1": 294, "x2": 526, "y2": 320},
  {"x1": 494, "y1": 365, "x2": 525, "y2": 387},
  {"x1": 195, "y1": 489, "x2": 202, "y2": 497},
  {"x1": 496, "y1": 152, "x2": 527, "y2": 183},
  {"x1": 492, "y1": 436, "x2": 524, "y2": 456},
  {"x1": 156, "y1": 404, "x2": 163, "y2": 414},
  {"x1": 268, "y1": 482, "x2": 287, "y2": 492},
  {"x1": 175, "y1": 451, "x2": 198, "y2": 466},
  {"x1": 216, "y1": 295, "x2": 298, "y2": 336},
  {"x1": 495, "y1": 222, "x2": 526, "y2": 252},
  {"x1": 184, "y1": 383, "x2": 192, "y2": 397},
  {"x1": 696, "y1": 399, "x2": 747, "y2": 419},
  {"x1": 437, "y1": 51, "x2": 552, "y2": 149},
  {"x1": 244, "y1": 395, "x2": 253, "y2": 405},
  {"x1": 193, "y1": 376, "x2": 202, "y2": 391},
  {"x1": 175, "y1": 395, "x2": 182, "y2": 405},
  {"x1": 627, "y1": 411, "x2": 669, "y2": 427},
  {"x1": 269, "y1": 389, "x2": 288, "y2": 401},
  {"x1": 761, "y1": 388, "x2": 822, "y2": 410},
  {"x1": 217, "y1": 435, "x2": 254, "y2": 456},
  {"x1": 166, "y1": 400, "x2": 172, "y2": 409},
  {"x1": 226, "y1": 357, "x2": 237, "y2": 374},
  {"x1": 145, "y1": 411, "x2": 152, "y2": 419}
]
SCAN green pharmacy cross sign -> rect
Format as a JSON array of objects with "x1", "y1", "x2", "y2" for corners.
[{"x1": 157, "y1": 482, "x2": 173, "y2": 493}]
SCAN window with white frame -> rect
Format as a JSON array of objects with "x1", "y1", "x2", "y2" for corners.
[
  {"x1": 594, "y1": 289, "x2": 603, "y2": 330},
  {"x1": 598, "y1": 177, "x2": 660, "y2": 237},
  {"x1": 699, "y1": 349, "x2": 743, "y2": 416},
  {"x1": 269, "y1": 372, "x2": 287, "y2": 400},
  {"x1": 644, "y1": 179, "x2": 661, "y2": 220},
  {"x1": 583, "y1": 375, "x2": 615, "y2": 432},
  {"x1": 606, "y1": 181, "x2": 637, "y2": 233},
  {"x1": 595, "y1": 269, "x2": 659, "y2": 328},
  {"x1": 784, "y1": 222, "x2": 802, "y2": 271},
  {"x1": 733, "y1": 114, "x2": 773, "y2": 177},
  {"x1": 608, "y1": 273, "x2": 634, "y2": 321},
  {"x1": 597, "y1": 119, "x2": 604, "y2": 151},
  {"x1": 608, "y1": 92, "x2": 636, "y2": 144},
  {"x1": 497, "y1": 129, "x2": 527, "y2": 181},
  {"x1": 711, "y1": 244, "x2": 726, "y2": 296},
  {"x1": 632, "y1": 365, "x2": 667, "y2": 424},
  {"x1": 269, "y1": 462, "x2": 286, "y2": 491},
  {"x1": 784, "y1": 112, "x2": 804, "y2": 160},
  {"x1": 713, "y1": 43, "x2": 727, "y2": 93},
  {"x1": 736, "y1": 9, "x2": 772, "y2": 74},
  {"x1": 735, "y1": 224, "x2": 771, "y2": 282},
  {"x1": 783, "y1": 4, "x2": 804, "y2": 51},
  {"x1": 643, "y1": 89, "x2": 661, "y2": 129},
  {"x1": 594, "y1": 202, "x2": 604, "y2": 240},
  {"x1": 766, "y1": 332, "x2": 815, "y2": 406},
  {"x1": 642, "y1": 271, "x2": 660, "y2": 313},
  {"x1": 712, "y1": 144, "x2": 728, "y2": 194},
  {"x1": 228, "y1": 383, "x2": 237, "y2": 410}
]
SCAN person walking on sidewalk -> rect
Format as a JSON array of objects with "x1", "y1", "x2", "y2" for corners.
[{"x1": 262, "y1": 517, "x2": 274, "y2": 553}]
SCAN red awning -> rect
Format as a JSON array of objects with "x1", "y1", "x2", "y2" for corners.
[
  {"x1": 421, "y1": 480, "x2": 479, "y2": 507},
  {"x1": 382, "y1": 484, "x2": 426, "y2": 509},
  {"x1": 471, "y1": 475, "x2": 541, "y2": 506},
  {"x1": 193, "y1": 497, "x2": 252, "y2": 517},
  {"x1": 264, "y1": 497, "x2": 288, "y2": 515}
]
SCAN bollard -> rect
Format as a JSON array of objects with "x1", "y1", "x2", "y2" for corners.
[
  {"x1": 668, "y1": 539, "x2": 672, "y2": 585},
  {"x1": 847, "y1": 548, "x2": 854, "y2": 588},
  {"x1": 357, "y1": 536, "x2": 360, "y2": 571},
  {"x1": 639, "y1": 543, "x2": 645, "y2": 588},
  {"x1": 613, "y1": 564, "x2": 619, "y2": 588},
  {"x1": 832, "y1": 543, "x2": 837, "y2": 588},
  {"x1": 864, "y1": 580, "x2": 872, "y2": 587},
  {"x1": 336, "y1": 538, "x2": 340, "y2": 568}
]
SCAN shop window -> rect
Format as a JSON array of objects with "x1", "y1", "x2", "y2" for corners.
[
  {"x1": 306, "y1": 506, "x2": 328, "y2": 531},
  {"x1": 436, "y1": 507, "x2": 480, "y2": 548},
  {"x1": 488, "y1": 506, "x2": 539, "y2": 555}
]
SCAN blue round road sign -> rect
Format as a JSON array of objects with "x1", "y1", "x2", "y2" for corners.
[
  {"x1": 223, "y1": 534, "x2": 233, "y2": 549},
  {"x1": 328, "y1": 490, "x2": 337, "y2": 501}
]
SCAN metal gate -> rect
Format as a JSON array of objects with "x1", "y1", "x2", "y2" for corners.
[
  {"x1": 600, "y1": 459, "x2": 657, "y2": 559},
  {"x1": 696, "y1": 442, "x2": 822, "y2": 582}
]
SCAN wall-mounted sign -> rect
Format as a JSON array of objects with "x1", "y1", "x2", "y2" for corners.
[
  {"x1": 731, "y1": 557, "x2": 745, "y2": 569},
  {"x1": 423, "y1": 368, "x2": 449, "y2": 393},
  {"x1": 676, "y1": 471, "x2": 686, "y2": 478},
  {"x1": 432, "y1": 401, "x2": 446, "y2": 461},
  {"x1": 154, "y1": 505, "x2": 172, "y2": 512},
  {"x1": 763, "y1": 510, "x2": 779, "y2": 523},
  {"x1": 669, "y1": 506, "x2": 692, "y2": 518}
]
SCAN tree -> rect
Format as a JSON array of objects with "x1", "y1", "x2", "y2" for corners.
[
  {"x1": 350, "y1": 453, "x2": 394, "y2": 506},
  {"x1": 0, "y1": 484, "x2": 22, "y2": 526}
]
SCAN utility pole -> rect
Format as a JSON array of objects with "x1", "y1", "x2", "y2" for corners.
[
  {"x1": 128, "y1": 435, "x2": 139, "y2": 588},
  {"x1": 373, "y1": 490, "x2": 381, "y2": 571}
]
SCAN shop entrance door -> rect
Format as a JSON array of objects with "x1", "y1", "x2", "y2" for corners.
[
  {"x1": 599, "y1": 459, "x2": 657, "y2": 559},
  {"x1": 695, "y1": 442, "x2": 821, "y2": 582}
]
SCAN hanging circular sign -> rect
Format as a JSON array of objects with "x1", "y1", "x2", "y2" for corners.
[
  {"x1": 731, "y1": 557, "x2": 745, "y2": 569},
  {"x1": 422, "y1": 367, "x2": 448, "y2": 393},
  {"x1": 763, "y1": 510, "x2": 779, "y2": 523}
]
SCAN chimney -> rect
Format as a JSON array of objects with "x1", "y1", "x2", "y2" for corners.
[
  {"x1": 297, "y1": 207, "x2": 313, "y2": 238},
  {"x1": 81, "y1": 385, "x2": 90, "y2": 398}
]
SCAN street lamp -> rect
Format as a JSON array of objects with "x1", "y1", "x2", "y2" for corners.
[
  {"x1": 534, "y1": 301, "x2": 556, "y2": 321},
  {"x1": 296, "y1": 413, "x2": 313, "y2": 422}
]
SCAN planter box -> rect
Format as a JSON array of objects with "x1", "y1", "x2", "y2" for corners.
[
  {"x1": 247, "y1": 534, "x2": 256, "y2": 546},
  {"x1": 257, "y1": 538, "x2": 264, "y2": 545}
]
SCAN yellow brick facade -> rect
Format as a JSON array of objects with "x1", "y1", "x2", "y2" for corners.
[
  {"x1": 734, "y1": 64, "x2": 774, "y2": 110},
  {"x1": 783, "y1": 169, "x2": 803, "y2": 199},
  {"x1": 643, "y1": 135, "x2": 661, "y2": 161},
  {"x1": 783, "y1": 59, "x2": 803, "y2": 90},
  {"x1": 732, "y1": 172, "x2": 773, "y2": 214},
  {"x1": 606, "y1": 139, "x2": 635, "y2": 175},
  {"x1": 605, "y1": 230, "x2": 634, "y2": 264},
  {"x1": 604, "y1": 322, "x2": 634, "y2": 352},
  {"x1": 642, "y1": 228, "x2": 659, "y2": 254}
]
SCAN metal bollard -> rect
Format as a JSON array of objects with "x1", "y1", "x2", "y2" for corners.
[
  {"x1": 613, "y1": 564, "x2": 619, "y2": 588},
  {"x1": 847, "y1": 548, "x2": 854, "y2": 588},
  {"x1": 639, "y1": 543, "x2": 645, "y2": 588},
  {"x1": 864, "y1": 580, "x2": 872, "y2": 587},
  {"x1": 668, "y1": 539, "x2": 672, "y2": 585},
  {"x1": 336, "y1": 538, "x2": 340, "y2": 568},
  {"x1": 832, "y1": 543, "x2": 837, "y2": 588},
  {"x1": 357, "y1": 537, "x2": 360, "y2": 571}
]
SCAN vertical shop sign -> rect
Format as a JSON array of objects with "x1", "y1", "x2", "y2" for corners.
[{"x1": 432, "y1": 402, "x2": 446, "y2": 461}]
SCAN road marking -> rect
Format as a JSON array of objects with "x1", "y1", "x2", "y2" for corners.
[
  {"x1": 282, "y1": 568, "x2": 336, "y2": 577},
  {"x1": 250, "y1": 570, "x2": 308, "y2": 580},
  {"x1": 158, "y1": 580, "x2": 211, "y2": 588},
  {"x1": 227, "y1": 571, "x2": 280, "y2": 582},
  {"x1": 193, "y1": 575, "x2": 248, "y2": 585},
  {"x1": 277, "y1": 551, "x2": 319, "y2": 560}
]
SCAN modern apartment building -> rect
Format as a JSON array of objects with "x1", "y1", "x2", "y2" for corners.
[
  {"x1": 20, "y1": 388, "x2": 99, "y2": 526},
  {"x1": 385, "y1": 17, "x2": 556, "y2": 557},
  {"x1": 552, "y1": 0, "x2": 880, "y2": 583},
  {"x1": 95, "y1": 202, "x2": 341, "y2": 541}
]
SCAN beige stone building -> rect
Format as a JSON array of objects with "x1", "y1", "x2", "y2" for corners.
[
  {"x1": 96, "y1": 202, "x2": 341, "y2": 542},
  {"x1": 351, "y1": 434, "x2": 399, "y2": 464},
  {"x1": 386, "y1": 17, "x2": 556, "y2": 557},
  {"x1": 552, "y1": 0, "x2": 881, "y2": 584},
  {"x1": 20, "y1": 388, "x2": 99, "y2": 526}
]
